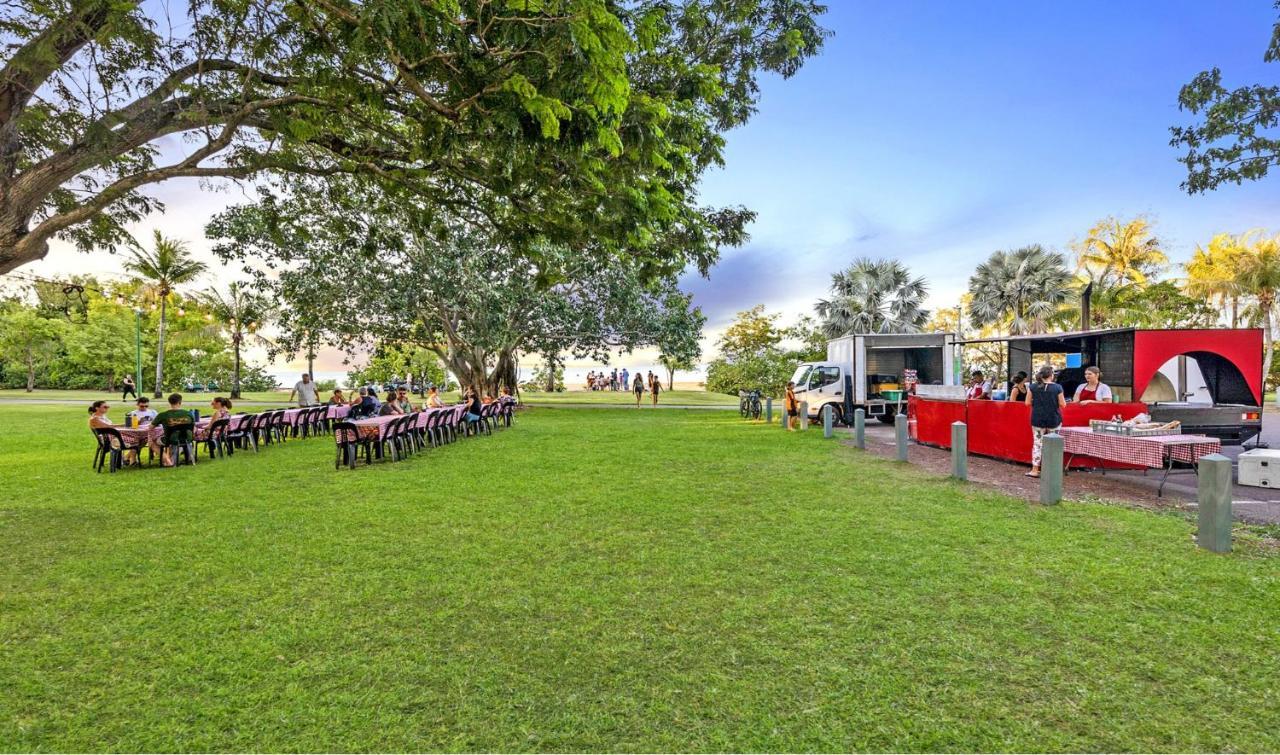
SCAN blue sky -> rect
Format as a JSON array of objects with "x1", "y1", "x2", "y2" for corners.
[
  {"x1": 26, "y1": 1, "x2": 1280, "y2": 380},
  {"x1": 684, "y1": 0, "x2": 1280, "y2": 334}
]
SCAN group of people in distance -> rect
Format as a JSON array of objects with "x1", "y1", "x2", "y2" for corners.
[
  {"x1": 585, "y1": 368, "x2": 663, "y2": 406},
  {"x1": 88, "y1": 392, "x2": 232, "y2": 466},
  {"x1": 965, "y1": 365, "x2": 1113, "y2": 479}
]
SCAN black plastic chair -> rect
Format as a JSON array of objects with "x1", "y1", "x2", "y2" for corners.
[
  {"x1": 161, "y1": 422, "x2": 196, "y2": 467},
  {"x1": 333, "y1": 421, "x2": 372, "y2": 469},
  {"x1": 204, "y1": 418, "x2": 232, "y2": 459},
  {"x1": 93, "y1": 427, "x2": 143, "y2": 473}
]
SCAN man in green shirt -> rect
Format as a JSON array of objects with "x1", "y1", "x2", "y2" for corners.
[{"x1": 149, "y1": 393, "x2": 194, "y2": 466}]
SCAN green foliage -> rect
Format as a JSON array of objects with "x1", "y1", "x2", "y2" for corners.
[
  {"x1": 348, "y1": 344, "x2": 451, "y2": 391},
  {"x1": 1172, "y1": 11, "x2": 1280, "y2": 192},
  {"x1": 968, "y1": 245, "x2": 1073, "y2": 335},
  {"x1": 705, "y1": 349, "x2": 797, "y2": 397},
  {"x1": 525, "y1": 360, "x2": 566, "y2": 392},
  {"x1": 0, "y1": 1, "x2": 828, "y2": 276},
  {"x1": 784, "y1": 314, "x2": 827, "y2": 361},
  {"x1": 816, "y1": 258, "x2": 929, "y2": 336},
  {"x1": 0, "y1": 309, "x2": 67, "y2": 391},
  {"x1": 704, "y1": 305, "x2": 798, "y2": 396}
]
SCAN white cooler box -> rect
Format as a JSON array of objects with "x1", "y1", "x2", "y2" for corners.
[{"x1": 1238, "y1": 449, "x2": 1280, "y2": 488}]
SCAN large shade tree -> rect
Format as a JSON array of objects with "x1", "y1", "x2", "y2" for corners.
[
  {"x1": 124, "y1": 231, "x2": 207, "y2": 397},
  {"x1": 815, "y1": 258, "x2": 929, "y2": 336},
  {"x1": 966, "y1": 245, "x2": 1073, "y2": 335},
  {"x1": 0, "y1": 1, "x2": 828, "y2": 275},
  {"x1": 207, "y1": 189, "x2": 706, "y2": 396}
]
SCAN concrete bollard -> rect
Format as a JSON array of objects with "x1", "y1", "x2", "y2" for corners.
[
  {"x1": 765, "y1": 396, "x2": 773, "y2": 424},
  {"x1": 951, "y1": 421, "x2": 968, "y2": 481},
  {"x1": 1039, "y1": 432, "x2": 1064, "y2": 505},
  {"x1": 1196, "y1": 453, "x2": 1233, "y2": 553},
  {"x1": 822, "y1": 405, "x2": 833, "y2": 438},
  {"x1": 895, "y1": 413, "x2": 908, "y2": 461},
  {"x1": 798, "y1": 401, "x2": 809, "y2": 431},
  {"x1": 854, "y1": 408, "x2": 865, "y2": 449}
]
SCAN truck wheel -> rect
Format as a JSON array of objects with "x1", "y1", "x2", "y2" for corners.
[
  {"x1": 876, "y1": 414, "x2": 897, "y2": 424},
  {"x1": 823, "y1": 405, "x2": 845, "y2": 426}
]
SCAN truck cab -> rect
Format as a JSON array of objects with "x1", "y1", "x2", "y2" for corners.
[{"x1": 791, "y1": 333, "x2": 955, "y2": 424}]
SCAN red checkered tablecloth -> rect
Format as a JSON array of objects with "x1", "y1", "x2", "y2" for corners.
[{"x1": 1059, "y1": 427, "x2": 1221, "y2": 469}]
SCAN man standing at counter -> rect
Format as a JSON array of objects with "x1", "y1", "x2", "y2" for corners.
[{"x1": 1073, "y1": 366, "x2": 1112, "y2": 404}]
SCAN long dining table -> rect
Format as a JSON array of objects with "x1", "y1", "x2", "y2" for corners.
[
  {"x1": 346, "y1": 405, "x2": 466, "y2": 442},
  {"x1": 115, "y1": 413, "x2": 250, "y2": 445}
]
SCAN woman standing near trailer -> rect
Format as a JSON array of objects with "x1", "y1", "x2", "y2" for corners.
[{"x1": 1025, "y1": 365, "x2": 1065, "y2": 478}]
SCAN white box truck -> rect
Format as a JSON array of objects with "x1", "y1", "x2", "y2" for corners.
[{"x1": 789, "y1": 333, "x2": 956, "y2": 424}]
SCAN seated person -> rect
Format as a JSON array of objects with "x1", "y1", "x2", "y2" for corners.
[
  {"x1": 425, "y1": 387, "x2": 445, "y2": 408},
  {"x1": 88, "y1": 400, "x2": 114, "y2": 430},
  {"x1": 209, "y1": 396, "x2": 232, "y2": 422},
  {"x1": 149, "y1": 393, "x2": 195, "y2": 466},
  {"x1": 396, "y1": 386, "x2": 414, "y2": 412},
  {"x1": 127, "y1": 396, "x2": 157, "y2": 426},
  {"x1": 353, "y1": 388, "x2": 380, "y2": 419},
  {"x1": 465, "y1": 389, "x2": 483, "y2": 423},
  {"x1": 378, "y1": 391, "x2": 403, "y2": 416},
  {"x1": 329, "y1": 389, "x2": 346, "y2": 405}
]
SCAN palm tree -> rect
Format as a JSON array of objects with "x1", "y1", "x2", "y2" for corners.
[
  {"x1": 1233, "y1": 234, "x2": 1280, "y2": 383},
  {"x1": 967, "y1": 245, "x2": 1073, "y2": 335},
  {"x1": 1184, "y1": 231, "x2": 1251, "y2": 327},
  {"x1": 815, "y1": 258, "x2": 929, "y2": 336},
  {"x1": 124, "y1": 231, "x2": 208, "y2": 397},
  {"x1": 199, "y1": 282, "x2": 274, "y2": 399},
  {"x1": 1075, "y1": 216, "x2": 1169, "y2": 288}
]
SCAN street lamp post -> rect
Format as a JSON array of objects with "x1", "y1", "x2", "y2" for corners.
[{"x1": 133, "y1": 308, "x2": 143, "y2": 396}]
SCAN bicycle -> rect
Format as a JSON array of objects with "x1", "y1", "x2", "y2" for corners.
[{"x1": 738, "y1": 389, "x2": 762, "y2": 420}]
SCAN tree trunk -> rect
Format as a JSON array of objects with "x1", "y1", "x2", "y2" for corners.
[
  {"x1": 666, "y1": 365, "x2": 675, "y2": 391},
  {"x1": 545, "y1": 354, "x2": 557, "y2": 392},
  {"x1": 24, "y1": 350, "x2": 34, "y2": 392},
  {"x1": 1231, "y1": 297, "x2": 1239, "y2": 329},
  {"x1": 231, "y1": 333, "x2": 242, "y2": 399},
  {"x1": 306, "y1": 349, "x2": 315, "y2": 381},
  {"x1": 153, "y1": 297, "x2": 167, "y2": 398}
]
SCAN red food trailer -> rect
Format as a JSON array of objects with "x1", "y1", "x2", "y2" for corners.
[{"x1": 909, "y1": 327, "x2": 1264, "y2": 467}]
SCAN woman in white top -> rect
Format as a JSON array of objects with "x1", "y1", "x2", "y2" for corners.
[{"x1": 1072, "y1": 366, "x2": 1112, "y2": 404}]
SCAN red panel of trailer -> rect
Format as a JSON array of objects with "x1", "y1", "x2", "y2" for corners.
[
  {"x1": 1132, "y1": 329, "x2": 1263, "y2": 405},
  {"x1": 908, "y1": 395, "x2": 965, "y2": 448}
]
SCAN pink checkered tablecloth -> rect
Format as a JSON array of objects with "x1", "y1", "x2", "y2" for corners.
[
  {"x1": 1059, "y1": 427, "x2": 1221, "y2": 469},
  {"x1": 115, "y1": 414, "x2": 248, "y2": 445}
]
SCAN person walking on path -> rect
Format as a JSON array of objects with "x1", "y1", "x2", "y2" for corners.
[
  {"x1": 650, "y1": 372, "x2": 661, "y2": 406},
  {"x1": 633, "y1": 373, "x2": 645, "y2": 407},
  {"x1": 784, "y1": 381, "x2": 799, "y2": 431},
  {"x1": 121, "y1": 375, "x2": 137, "y2": 401},
  {"x1": 1025, "y1": 364, "x2": 1065, "y2": 478}
]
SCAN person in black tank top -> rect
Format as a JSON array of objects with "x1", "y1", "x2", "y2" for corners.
[{"x1": 1025, "y1": 365, "x2": 1065, "y2": 478}]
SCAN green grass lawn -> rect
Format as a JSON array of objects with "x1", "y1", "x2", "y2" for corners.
[{"x1": 2, "y1": 405, "x2": 1278, "y2": 751}]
